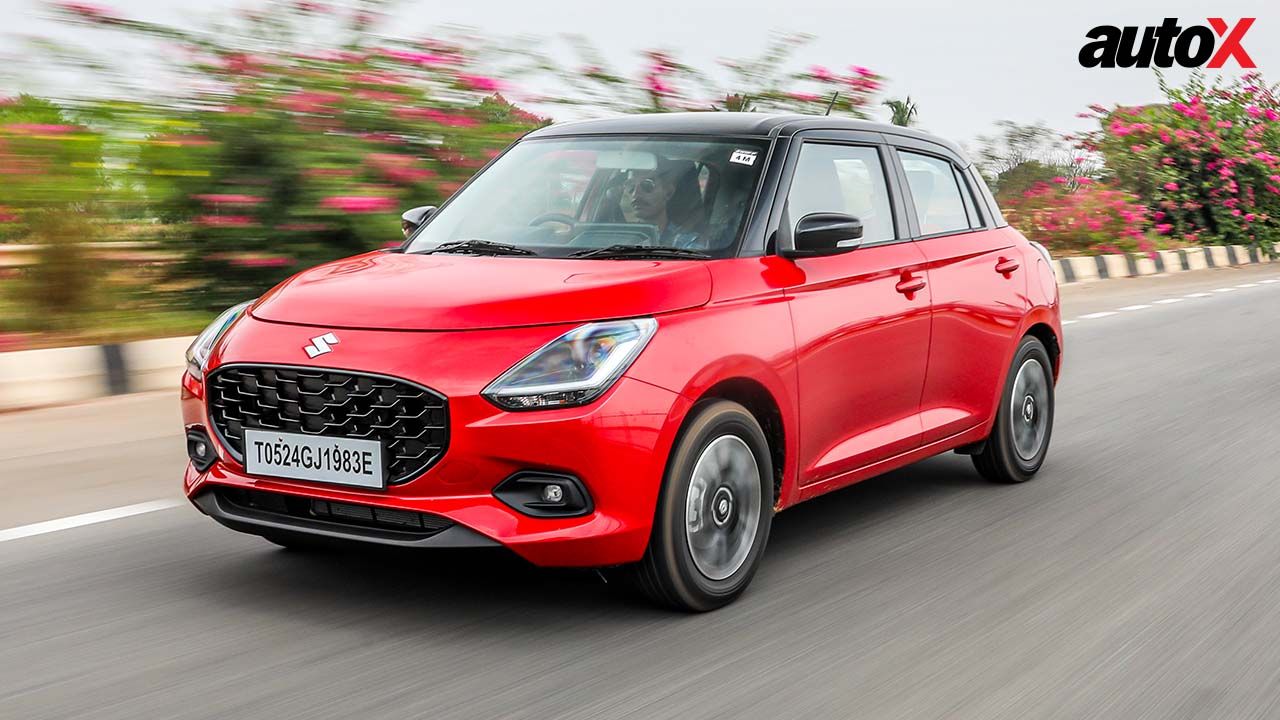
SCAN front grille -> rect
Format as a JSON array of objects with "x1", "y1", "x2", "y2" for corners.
[
  {"x1": 207, "y1": 364, "x2": 448, "y2": 484},
  {"x1": 216, "y1": 488, "x2": 454, "y2": 536}
]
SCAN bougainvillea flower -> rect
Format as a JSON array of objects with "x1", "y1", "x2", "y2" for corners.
[{"x1": 319, "y1": 195, "x2": 397, "y2": 213}]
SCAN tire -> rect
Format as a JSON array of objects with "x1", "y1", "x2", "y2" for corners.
[
  {"x1": 629, "y1": 400, "x2": 774, "y2": 612},
  {"x1": 973, "y1": 335, "x2": 1055, "y2": 483}
]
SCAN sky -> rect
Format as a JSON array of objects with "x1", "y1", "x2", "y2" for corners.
[{"x1": 3, "y1": 0, "x2": 1275, "y2": 151}]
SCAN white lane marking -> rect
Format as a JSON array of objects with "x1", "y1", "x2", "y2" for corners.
[
  {"x1": 0, "y1": 500, "x2": 184, "y2": 543},
  {"x1": 1119, "y1": 304, "x2": 1152, "y2": 311},
  {"x1": 1062, "y1": 320, "x2": 1077, "y2": 325},
  {"x1": 1079, "y1": 311, "x2": 1118, "y2": 319},
  {"x1": 1261, "y1": 279, "x2": 1279, "y2": 284},
  {"x1": 1213, "y1": 287, "x2": 1237, "y2": 293},
  {"x1": 1153, "y1": 298, "x2": 1185, "y2": 304},
  {"x1": 1185, "y1": 292, "x2": 1212, "y2": 298},
  {"x1": 1236, "y1": 283, "x2": 1259, "y2": 288}
]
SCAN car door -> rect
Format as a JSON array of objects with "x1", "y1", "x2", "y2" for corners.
[
  {"x1": 889, "y1": 142, "x2": 1029, "y2": 444},
  {"x1": 775, "y1": 135, "x2": 932, "y2": 487}
]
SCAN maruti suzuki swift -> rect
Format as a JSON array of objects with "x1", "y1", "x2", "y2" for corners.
[{"x1": 181, "y1": 113, "x2": 1062, "y2": 611}]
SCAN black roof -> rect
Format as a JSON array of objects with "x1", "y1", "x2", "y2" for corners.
[{"x1": 525, "y1": 112, "x2": 970, "y2": 163}]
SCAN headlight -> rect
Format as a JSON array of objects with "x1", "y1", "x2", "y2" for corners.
[
  {"x1": 483, "y1": 318, "x2": 658, "y2": 410},
  {"x1": 185, "y1": 301, "x2": 253, "y2": 380}
]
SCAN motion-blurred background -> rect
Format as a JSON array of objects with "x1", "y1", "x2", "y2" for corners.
[{"x1": 0, "y1": 0, "x2": 1276, "y2": 352}]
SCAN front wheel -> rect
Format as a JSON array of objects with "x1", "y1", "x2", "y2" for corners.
[
  {"x1": 973, "y1": 335, "x2": 1055, "y2": 483},
  {"x1": 629, "y1": 400, "x2": 774, "y2": 612}
]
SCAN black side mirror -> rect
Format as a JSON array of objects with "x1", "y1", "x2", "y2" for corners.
[
  {"x1": 781, "y1": 212, "x2": 863, "y2": 258},
  {"x1": 401, "y1": 205, "x2": 437, "y2": 237}
]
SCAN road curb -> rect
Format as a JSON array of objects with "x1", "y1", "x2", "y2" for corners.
[{"x1": 1053, "y1": 243, "x2": 1277, "y2": 285}]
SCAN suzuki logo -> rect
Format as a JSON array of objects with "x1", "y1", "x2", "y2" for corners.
[{"x1": 303, "y1": 332, "x2": 340, "y2": 358}]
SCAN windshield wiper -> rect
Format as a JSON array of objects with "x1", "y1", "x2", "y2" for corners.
[
  {"x1": 421, "y1": 239, "x2": 539, "y2": 257},
  {"x1": 569, "y1": 244, "x2": 712, "y2": 260}
]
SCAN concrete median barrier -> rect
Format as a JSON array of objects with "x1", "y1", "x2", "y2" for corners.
[
  {"x1": 0, "y1": 336, "x2": 194, "y2": 411},
  {"x1": 1054, "y1": 243, "x2": 1276, "y2": 284}
]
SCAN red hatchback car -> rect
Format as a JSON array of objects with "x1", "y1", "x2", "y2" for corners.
[{"x1": 181, "y1": 113, "x2": 1062, "y2": 611}]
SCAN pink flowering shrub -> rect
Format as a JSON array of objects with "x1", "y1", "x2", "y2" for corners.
[
  {"x1": 1002, "y1": 181, "x2": 1153, "y2": 255},
  {"x1": 35, "y1": 3, "x2": 885, "y2": 311},
  {"x1": 48, "y1": 1, "x2": 548, "y2": 307},
  {"x1": 1078, "y1": 72, "x2": 1280, "y2": 254}
]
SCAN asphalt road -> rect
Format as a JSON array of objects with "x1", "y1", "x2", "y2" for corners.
[{"x1": 4, "y1": 264, "x2": 1280, "y2": 720}]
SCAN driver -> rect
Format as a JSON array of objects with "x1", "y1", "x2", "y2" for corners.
[{"x1": 620, "y1": 158, "x2": 704, "y2": 249}]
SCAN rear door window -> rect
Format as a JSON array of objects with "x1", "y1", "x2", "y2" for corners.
[{"x1": 898, "y1": 151, "x2": 971, "y2": 236}]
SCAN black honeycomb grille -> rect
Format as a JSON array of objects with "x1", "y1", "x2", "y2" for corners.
[{"x1": 207, "y1": 365, "x2": 448, "y2": 485}]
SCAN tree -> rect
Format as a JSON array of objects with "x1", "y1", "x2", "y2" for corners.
[
  {"x1": 974, "y1": 120, "x2": 1096, "y2": 203},
  {"x1": 883, "y1": 97, "x2": 918, "y2": 126},
  {"x1": 555, "y1": 33, "x2": 884, "y2": 117}
]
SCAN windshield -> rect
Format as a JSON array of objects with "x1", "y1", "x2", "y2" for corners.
[{"x1": 405, "y1": 136, "x2": 770, "y2": 259}]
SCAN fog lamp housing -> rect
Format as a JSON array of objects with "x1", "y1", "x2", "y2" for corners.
[
  {"x1": 186, "y1": 428, "x2": 218, "y2": 472},
  {"x1": 494, "y1": 471, "x2": 592, "y2": 518}
]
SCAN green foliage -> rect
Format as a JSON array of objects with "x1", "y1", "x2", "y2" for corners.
[
  {"x1": 972, "y1": 121, "x2": 1095, "y2": 204},
  {"x1": 883, "y1": 97, "x2": 918, "y2": 127},
  {"x1": 0, "y1": 96, "x2": 108, "y2": 324},
  {"x1": 0, "y1": 95, "x2": 105, "y2": 240}
]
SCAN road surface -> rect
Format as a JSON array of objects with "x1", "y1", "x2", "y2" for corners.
[{"x1": 4, "y1": 263, "x2": 1280, "y2": 720}]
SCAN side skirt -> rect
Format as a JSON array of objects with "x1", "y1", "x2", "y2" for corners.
[{"x1": 792, "y1": 423, "x2": 988, "y2": 505}]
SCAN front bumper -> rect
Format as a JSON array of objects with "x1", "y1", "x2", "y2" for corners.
[
  {"x1": 191, "y1": 488, "x2": 501, "y2": 548},
  {"x1": 181, "y1": 318, "x2": 685, "y2": 567}
]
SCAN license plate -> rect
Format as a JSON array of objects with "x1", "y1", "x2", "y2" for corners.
[{"x1": 243, "y1": 429, "x2": 384, "y2": 490}]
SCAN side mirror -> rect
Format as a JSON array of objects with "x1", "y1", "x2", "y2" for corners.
[
  {"x1": 401, "y1": 205, "x2": 437, "y2": 237},
  {"x1": 781, "y1": 212, "x2": 863, "y2": 258}
]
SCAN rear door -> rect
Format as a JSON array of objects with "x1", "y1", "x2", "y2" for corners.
[
  {"x1": 888, "y1": 139, "x2": 1029, "y2": 444},
  {"x1": 774, "y1": 133, "x2": 932, "y2": 487}
]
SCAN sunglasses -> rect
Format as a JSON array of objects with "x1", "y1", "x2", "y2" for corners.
[{"x1": 623, "y1": 178, "x2": 660, "y2": 195}]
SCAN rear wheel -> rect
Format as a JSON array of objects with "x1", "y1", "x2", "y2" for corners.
[
  {"x1": 630, "y1": 400, "x2": 774, "y2": 612},
  {"x1": 973, "y1": 336, "x2": 1055, "y2": 483}
]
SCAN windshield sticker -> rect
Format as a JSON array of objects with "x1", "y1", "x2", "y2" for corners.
[{"x1": 729, "y1": 149, "x2": 758, "y2": 166}]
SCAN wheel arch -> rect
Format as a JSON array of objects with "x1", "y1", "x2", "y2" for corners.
[
  {"x1": 1022, "y1": 321, "x2": 1062, "y2": 381},
  {"x1": 693, "y1": 377, "x2": 787, "y2": 509}
]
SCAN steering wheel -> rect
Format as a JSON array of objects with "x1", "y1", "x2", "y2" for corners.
[{"x1": 528, "y1": 213, "x2": 577, "y2": 228}]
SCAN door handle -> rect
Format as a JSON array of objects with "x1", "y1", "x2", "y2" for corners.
[
  {"x1": 895, "y1": 275, "x2": 926, "y2": 295},
  {"x1": 995, "y1": 257, "x2": 1020, "y2": 275}
]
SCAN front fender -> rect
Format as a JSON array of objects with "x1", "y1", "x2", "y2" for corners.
[{"x1": 626, "y1": 298, "x2": 801, "y2": 508}]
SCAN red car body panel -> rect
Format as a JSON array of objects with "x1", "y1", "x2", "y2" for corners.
[
  {"x1": 252, "y1": 253, "x2": 713, "y2": 331},
  {"x1": 914, "y1": 226, "x2": 1032, "y2": 444},
  {"x1": 786, "y1": 241, "x2": 933, "y2": 485},
  {"x1": 181, "y1": 116, "x2": 1063, "y2": 570}
]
